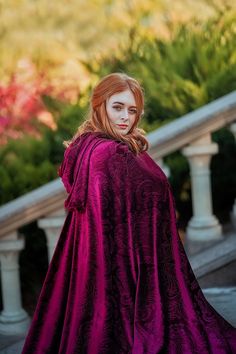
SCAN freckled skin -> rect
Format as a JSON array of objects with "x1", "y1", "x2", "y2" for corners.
[{"x1": 106, "y1": 89, "x2": 137, "y2": 135}]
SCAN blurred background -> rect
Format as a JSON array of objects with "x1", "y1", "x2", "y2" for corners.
[{"x1": 0, "y1": 0, "x2": 236, "y2": 349}]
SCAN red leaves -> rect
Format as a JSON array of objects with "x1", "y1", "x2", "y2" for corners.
[{"x1": 0, "y1": 59, "x2": 79, "y2": 145}]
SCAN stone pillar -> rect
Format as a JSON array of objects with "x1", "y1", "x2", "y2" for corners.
[
  {"x1": 0, "y1": 232, "x2": 30, "y2": 335},
  {"x1": 229, "y1": 122, "x2": 236, "y2": 230},
  {"x1": 38, "y1": 209, "x2": 66, "y2": 263},
  {"x1": 181, "y1": 133, "x2": 223, "y2": 254}
]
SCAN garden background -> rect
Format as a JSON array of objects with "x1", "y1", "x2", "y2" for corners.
[{"x1": 0, "y1": 0, "x2": 236, "y2": 314}]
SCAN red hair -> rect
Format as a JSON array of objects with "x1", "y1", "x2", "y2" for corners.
[{"x1": 64, "y1": 72, "x2": 149, "y2": 154}]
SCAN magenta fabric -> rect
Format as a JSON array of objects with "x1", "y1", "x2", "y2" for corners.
[{"x1": 21, "y1": 131, "x2": 236, "y2": 353}]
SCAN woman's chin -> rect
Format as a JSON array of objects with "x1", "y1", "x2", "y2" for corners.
[{"x1": 118, "y1": 127, "x2": 131, "y2": 134}]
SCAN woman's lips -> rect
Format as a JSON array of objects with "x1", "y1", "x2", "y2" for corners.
[{"x1": 117, "y1": 124, "x2": 128, "y2": 129}]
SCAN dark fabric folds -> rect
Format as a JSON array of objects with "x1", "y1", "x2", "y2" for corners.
[{"x1": 22, "y1": 131, "x2": 236, "y2": 354}]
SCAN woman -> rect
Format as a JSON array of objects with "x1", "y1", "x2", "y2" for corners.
[{"x1": 21, "y1": 73, "x2": 236, "y2": 353}]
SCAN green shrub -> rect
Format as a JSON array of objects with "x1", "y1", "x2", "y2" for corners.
[{"x1": 1, "y1": 9, "x2": 235, "y2": 225}]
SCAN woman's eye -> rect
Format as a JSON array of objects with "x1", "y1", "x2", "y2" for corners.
[
  {"x1": 130, "y1": 109, "x2": 137, "y2": 114},
  {"x1": 113, "y1": 106, "x2": 121, "y2": 111},
  {"x1": 113, "y1": 106, "x2": 137, "y2": 114}
]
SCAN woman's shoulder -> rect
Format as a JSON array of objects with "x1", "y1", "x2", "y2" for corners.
[{"x1": 90, "y1": 133, "x2": 130, "y2": 156}]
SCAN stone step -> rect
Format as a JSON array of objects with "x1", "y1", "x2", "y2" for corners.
[
  {"x1": 189, "y1": 231, "x2": 236, "y2": 286},
  {"x1": 0, "y1": 335, "x2": 24, "y2": 354},
  {"x1": 202, "y1": 286, "x2": 236, "y2": 327}
]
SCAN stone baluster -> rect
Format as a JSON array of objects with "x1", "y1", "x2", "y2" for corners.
[
  {"x1": 38, "y1": 209, "x2": 66, "y2": 263},
  {"x1": 181, "y1": 133, "x2": 223, "y2": 255},
  {"x1": 0, "y1": 232, "x2": 30, "y2": 335},
  {"x1": 229, "y1": 122, "x2": 236, "y2": 230}
]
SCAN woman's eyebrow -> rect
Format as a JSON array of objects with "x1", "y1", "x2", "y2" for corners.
[{"x1": 112, "y1": 101, "x2": 137, "y2": 108}]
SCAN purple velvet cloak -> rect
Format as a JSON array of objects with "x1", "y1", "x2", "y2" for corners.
[{"x1": 21, "y1": 131, "x2": 236, "y2": 354}]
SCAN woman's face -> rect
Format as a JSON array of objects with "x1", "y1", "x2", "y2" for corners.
[{"x1": 106, "y1": 89, "x2": 137, "y2": 135}]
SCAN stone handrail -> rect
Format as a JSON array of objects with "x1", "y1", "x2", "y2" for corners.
[
  {"x1": 148, "y1": 90, "x2": 236, "y2": 159},
  {"x1": 0, "y1": 179, "x2": 66, "y2": 238}
]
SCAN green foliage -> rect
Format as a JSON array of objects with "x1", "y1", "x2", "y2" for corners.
[
  {"x1": 0, "y1": 136, "x2": 57, "y2": 204},
  {"x1": 89, "y1": 9, "x2": 236, "y2": 125},
  {"x1": 42, "y1": 94, "x2": 88, "y2": 138},
  {"x1": 83, "y1": 10, "x2": 236, "y2": 223},
  {"x1": 2, "y1": 0, "x2": 235, "y2": 315},
  {"x1": 0, "y1": 91, "x2": 89, "y2": 205},
  {"x1": 1, "y1": 9, "x2": 236, "y2": 225}
]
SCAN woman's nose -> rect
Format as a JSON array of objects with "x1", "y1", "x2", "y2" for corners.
[{"x1": 121, "y1": 109, "x2": 129, "y2": 120}]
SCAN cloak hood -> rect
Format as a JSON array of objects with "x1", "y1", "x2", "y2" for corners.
[{"x1": 58, "y1": 131, "x2": 110, "y2": 212}]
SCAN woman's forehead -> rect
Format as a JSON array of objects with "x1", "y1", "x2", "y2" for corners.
[{"x1": 108, "y1": 89, "x2": 136, "y2": 106}]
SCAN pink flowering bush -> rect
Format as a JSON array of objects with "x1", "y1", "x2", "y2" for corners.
[{"x1": 0, "y1": 59, "x2": 80, "y2": 145}]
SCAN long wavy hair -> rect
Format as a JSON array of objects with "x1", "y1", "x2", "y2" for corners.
[{"x1": 63, "y1": 72, "x2": 149, "y2": 155}]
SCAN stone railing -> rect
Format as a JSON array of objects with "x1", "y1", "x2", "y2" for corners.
[{"x1": 0, "y1": 90, "x2": 236, "y2": 335}]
